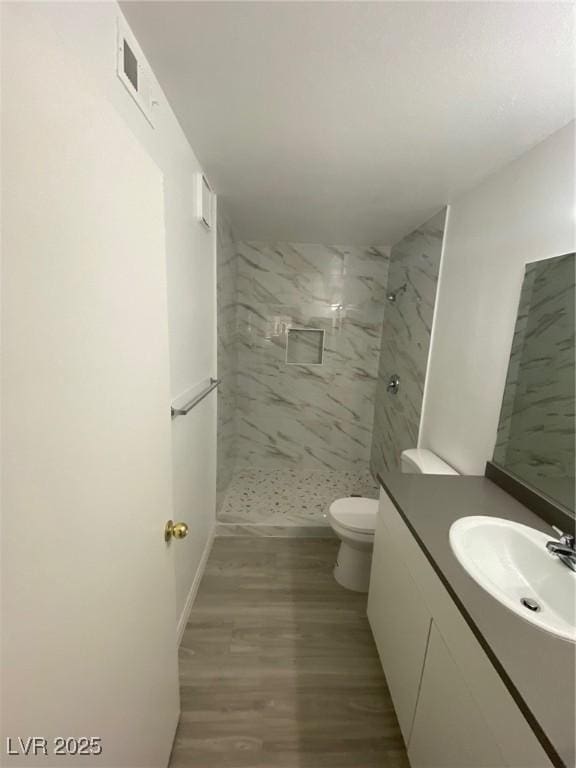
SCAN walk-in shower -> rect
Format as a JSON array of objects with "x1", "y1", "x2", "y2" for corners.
[{"x1": 216, "y1": 208, "x2": 448, "y2": 532}]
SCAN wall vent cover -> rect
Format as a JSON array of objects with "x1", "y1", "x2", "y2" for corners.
[
  {"x1": 116, "y1": 16, "x2": 155, "y2": 126},
  {"x1": 196, "y1": 174, "x2": 214, "y2": 230}
]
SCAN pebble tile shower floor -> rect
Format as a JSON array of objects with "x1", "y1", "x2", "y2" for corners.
[
  {"x1": 169, "y1": 537, "x2": 409, "y2": 768},
  {"x1": 218, "y1": 468, "x2": 379, "y2": 528}
]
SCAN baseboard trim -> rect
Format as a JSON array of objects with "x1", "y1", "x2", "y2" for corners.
[{"x1": 176, "y1": 522, "x2": 215, "y2": 646}]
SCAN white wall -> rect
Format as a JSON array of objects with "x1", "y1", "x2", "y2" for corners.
[
  {"x1": 17, "y1": 2, "x2": 218, "y2": 629},
  {"x1": 420, "y1": 123, "x2": 575, "y2": 475}
]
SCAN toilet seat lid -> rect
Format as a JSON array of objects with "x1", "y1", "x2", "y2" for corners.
[{"x1": 329, "y1": 497, "x2": 378, "y2": 533}]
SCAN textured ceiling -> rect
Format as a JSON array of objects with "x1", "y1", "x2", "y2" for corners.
[{"x1": 121, "y1": 1, "x2": 575, "y2": 244}]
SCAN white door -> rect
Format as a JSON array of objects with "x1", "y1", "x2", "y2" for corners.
[{"x1": 1, "y1": 6, "x2": 180, "y2": 766}]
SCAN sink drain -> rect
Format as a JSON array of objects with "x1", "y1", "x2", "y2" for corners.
[{"x1": 520, "y1": 597, "x2": 541, "y2": 612}]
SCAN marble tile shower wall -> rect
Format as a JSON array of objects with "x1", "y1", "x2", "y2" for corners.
[
  {"x1": 370, "y1": 210, "x2": 447, "y2": 475},
  {"x1": 218, "y1": 241, "x2": 390, "y2": 529},
  {"x1": 215, "y1": 212, "x2": 238, "y2": 513}
]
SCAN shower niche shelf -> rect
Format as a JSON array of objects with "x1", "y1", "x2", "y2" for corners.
[{"x1": 286, "y1": 328, "x2": 325, "y2": 365}]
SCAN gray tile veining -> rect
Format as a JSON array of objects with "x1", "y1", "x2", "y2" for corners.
[
  {"x1": 217, "y1": 238, "x2": 389, "y2": 528},
  {"x1": 216, "y1": 212, "x2": 239, "y2": 514},
  {"x1": 494, "y1": 252, "x2": 575, "y2": 509},
  {"x1": 370, "y1": 210, "x2": 446, "y2": 474},
  {"x1": 217, "y1": 214, "x2": 447, "y2": 530},
  {"x1": 169, "y1": 538, "x2": 409, "y2": 768}
]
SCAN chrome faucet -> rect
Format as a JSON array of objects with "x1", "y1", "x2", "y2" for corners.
[{"x1": 546, "y1": 527, "x2": 576, "y2": 572}]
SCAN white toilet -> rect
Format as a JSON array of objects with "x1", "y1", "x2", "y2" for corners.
[{"x1": 328, "y1": 449, "x2": 458, "y2": 591}]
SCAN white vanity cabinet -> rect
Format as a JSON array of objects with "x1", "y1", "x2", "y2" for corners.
[
  {"x1": 408, "y1": 623, "x2": 505, "y2": 767},
  {"x1": 367, "y1": 513, "x2": 431, "y2": 741},
  {"x1": 368, "y1": 491, "x2": 553, "y2": 768}
]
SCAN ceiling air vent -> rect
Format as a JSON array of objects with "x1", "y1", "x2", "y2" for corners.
[{"x1": 116, "y1": 16, "x2": 155, "y2": 127}]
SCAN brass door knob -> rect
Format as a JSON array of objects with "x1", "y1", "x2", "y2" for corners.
[{"x1": 164, "y1": 520, "x2": 189, "y2": 542}]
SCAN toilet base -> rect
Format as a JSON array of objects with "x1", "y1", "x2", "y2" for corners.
[{"x1": 333, "y1": 540, "x2": 373, "y2": 592}]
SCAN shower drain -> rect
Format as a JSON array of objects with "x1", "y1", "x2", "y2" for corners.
[{"x1": 520, "y1": 597, "x2": 541, "y2": 612}]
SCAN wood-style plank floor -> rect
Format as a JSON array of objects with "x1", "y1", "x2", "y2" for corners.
[{"x1": 169, "y1": 537, "x2": 409, "y2": 768}]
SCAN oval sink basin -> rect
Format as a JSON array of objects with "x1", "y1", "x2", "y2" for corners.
[{"x1": 449, "y1": 516, "x2": 576, "y2": 643}]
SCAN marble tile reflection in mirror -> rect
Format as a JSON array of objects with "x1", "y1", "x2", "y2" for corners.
[{"x1": 494, "y1": 252, "x2": 575, "y2": 513}]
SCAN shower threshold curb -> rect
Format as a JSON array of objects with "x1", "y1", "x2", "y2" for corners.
[{"x1": 215, "y1": 523, "x2": 337, "y2": 539}]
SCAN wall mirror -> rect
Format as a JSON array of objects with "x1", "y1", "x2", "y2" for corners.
[{"x1": 491, "y1": 252, "x2": 575, "y2": 519}]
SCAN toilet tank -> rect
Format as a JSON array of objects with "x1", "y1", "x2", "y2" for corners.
[{"x1": 400, "y1": 449, "x2": 458, "y2": 475}]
